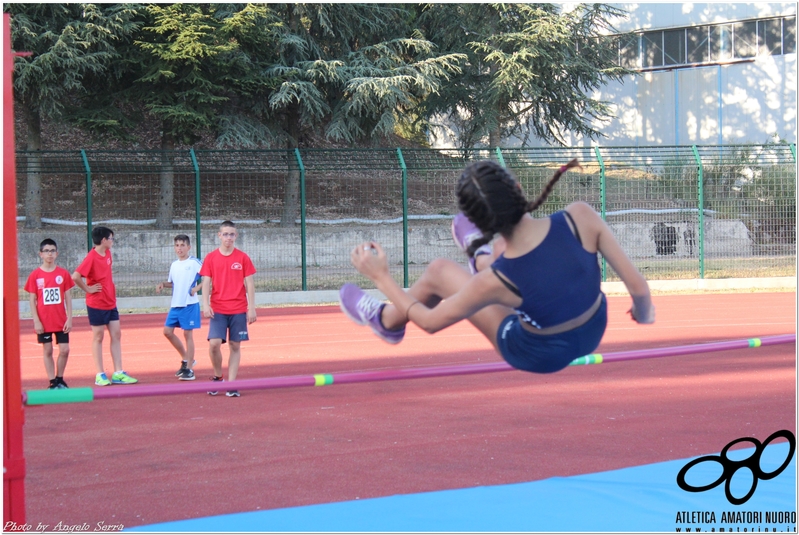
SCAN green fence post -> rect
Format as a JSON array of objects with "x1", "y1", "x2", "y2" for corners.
[
  {"x1": 80, "y1": 149, "x2": 92, "y2": 251},
  {"x1": 790, "y1": 143, "x2": 796, "y2": 162},
  {"x1": 397, "y1": 148, "x2": 409, "y2": 288},
  {"x1": 593, "y1": 146, "x2": 607, "y2": 282},
  {"x1": 189, "y1": 149, "x2": 201, "y2": 259},
  {"x1": 295, "y1": 148, "x2": 307, "y2": 291},
  {"x1": 495, "y1": 147, "x2": 506, "y2": 167},
  {"x1": 691, "y1": 145, "x2": 704, "y2": 279}
]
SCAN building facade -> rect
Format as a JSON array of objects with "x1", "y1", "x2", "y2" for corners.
[{"x1": 433, "y1": 3, "x2": 797, "y2": 148}]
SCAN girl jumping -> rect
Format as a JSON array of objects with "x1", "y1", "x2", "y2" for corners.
[{"x1": 339, "y1": 159, "x2": 655, "y2": 374}]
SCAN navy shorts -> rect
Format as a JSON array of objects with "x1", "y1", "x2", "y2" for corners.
[
  {"x1": 165, "y1": 303, "x2": 201, "y2": 330},
  {"x1": 207, "y1": 312, "x2": 249, "y2": 343},
  {"x1": 87, "y1": 306, "x2": 120, "y2": 326},
  {"x1": 496, "y1": 294, "x2": 608, "y2": 374},
  {"x1": 37, "y1": 331, "x2": 69, "y2": 345}
]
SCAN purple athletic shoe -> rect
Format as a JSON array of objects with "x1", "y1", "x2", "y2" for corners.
[
  {"x1": 339, "y1": 283, "x2": 405, "y2": 344},
  {"x1": 451, "y1": 212, "x2": 492, "y2": 274}
]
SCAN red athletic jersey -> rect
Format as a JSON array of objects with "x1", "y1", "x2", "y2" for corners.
[
  {"x1": 24, "y1": 266, "x2": 75, "y2": 333},
  {"x1": 75, "y1": 248, "x2": 116, "y2": 310},
  {"x1": 199, "y1": 248, "x2": 256, "y2": 315}
]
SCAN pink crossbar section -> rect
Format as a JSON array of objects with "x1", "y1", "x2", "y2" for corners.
[{"x1": 89, "y1": 334, "x2": 796, "y2": 401}]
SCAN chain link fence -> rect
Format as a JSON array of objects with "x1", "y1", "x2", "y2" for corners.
[{"x1": 16, "y1": 144, "x2": 796, "y2": 298}]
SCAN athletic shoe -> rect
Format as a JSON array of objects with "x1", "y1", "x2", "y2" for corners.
[
  {"x1": 175, "y1": 360, "x2": 196, "y2": 377},
  {"x1": 208, "y1": 376, "x2": 223, "y2": 396},
  {"x1": 57, "y1": 377, "x2": 69, "y2": 388},
  {"x1": 339, "y1": 283, "x2": 405, "y2": 344},
  {"x1": 111, "y1": 371, "x2": 138, "y2": 384},
  {"x1": 451, "y1": 212, "x2": 492, "y2": 274},
  {"x1": 178, "y1": 369, "x2": 196, "y2": 381},
  {"x1": 48, "y1": 383, "x2": 58, "y2": 390},
  {"x1": 95, "y1": 372, "x2": 111, "y2": 386},
  {"x1": 225, "y1": 390, "x2": 240, "y2": 397}
]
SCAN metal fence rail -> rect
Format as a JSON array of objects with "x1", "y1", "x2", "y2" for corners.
[{"x1": 16, "y1": 144, "x2": 796, "y2": 297}]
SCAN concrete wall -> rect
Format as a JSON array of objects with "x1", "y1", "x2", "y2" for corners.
[{"x1": 17, "y1": 219, "x2": 754, "y2": 278}]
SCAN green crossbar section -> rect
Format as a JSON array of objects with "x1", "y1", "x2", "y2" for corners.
[{"x1": 26, "y1": 388, "x2": 94, "y2": 406}]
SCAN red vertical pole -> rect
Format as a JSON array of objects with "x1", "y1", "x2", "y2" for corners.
[{"x1": 3, "y1": 12, "x2": 27, "y2": 525}]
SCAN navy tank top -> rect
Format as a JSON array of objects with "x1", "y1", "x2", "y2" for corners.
[{"x1": 490, "y1": 211, "x2": 601, "y2": 329}]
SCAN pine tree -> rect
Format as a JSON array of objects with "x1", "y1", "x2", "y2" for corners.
[
  {"x1": 417, "y1": 3, "x2": 630, "y2": 148},
  {"x1": 7, "y1": 4, "x2": 139, "y2": 228},
  {"x1": 246, "y1": 4, "x2": 464, "y2": 227},
  {"x1": 121, "y1": 4, "x2": 275, "y2": 228}
]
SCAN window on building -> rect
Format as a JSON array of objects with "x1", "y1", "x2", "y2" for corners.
[
  {"x1": 615, "y1": 14, "x2": 795, "y2": 70},
  {"x1": 643, "y1": 31, "x2": 663, "y2": 67},
  {"x1": 758, "y1": 19, "x2": 783, "y2": 55},
  {"x1": 664, "y1": 29, "x2": 686, "y2": 64},
  {"x1": 687, "y1": 26, "x2": 710, "y2": 63},
  {"x1": 784, "y1": 16, "x2": 796, "y2": 54},
  {"x1": 712, "y1": 24, "x2": 732, "y2": 61},
  {"x1": 733, "y1": 21, "x2": 757, "y2": 58},
  {"x1": 619, "y1": 34, "x2": 638, "y2": 68}
]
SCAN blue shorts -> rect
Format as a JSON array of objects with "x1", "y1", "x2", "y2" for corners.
[
  {"x1": 207, "y1": 313, "x2": 249, "y2": 343},
  {"x1": 165, "y1": 303, "x2": 201, "y2": 330},
  {"x1": 496, "y1": 294, "x2": 608, "y2": 374},
  {"x1": 87, "y1": 306, "x2": 120, "y2": 326}
]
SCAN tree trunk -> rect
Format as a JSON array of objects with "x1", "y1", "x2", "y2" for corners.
[
  {"x1": 157, "y1": 131, "x2": 175, "y2": 230},
  {"x1": 22, "y1": 104, "x2": 42, "y2": 229},
  {"x1": 489, "y1": 128, "x2": 501, "y2": 149},
  {"x1": 280, "y1": 7, "x2": 301, "y2": 228},
  {"x1": 280, "y1": 106, "x2": 301, "y2": 228}
]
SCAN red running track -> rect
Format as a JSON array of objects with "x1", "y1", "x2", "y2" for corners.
[{"x1": 18, "y1": 292, "x2": 796, "y2": 528}]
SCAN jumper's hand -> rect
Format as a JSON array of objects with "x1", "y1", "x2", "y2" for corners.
[
  {"x1": 350, "y1": 242, "x2": 390, "y2": 281},
  {"x1": 86, "y1": 283, "x2": 102, "y2": 294},
  {"x1": 628, "y1": 297, "x2": 656, "y2": 324}
]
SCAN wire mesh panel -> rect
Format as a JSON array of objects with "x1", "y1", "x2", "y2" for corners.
[
  {"x1": 15, "y1": 144, "x2": 795, "y2": 301},
  {"x1": 194, "y1": 150, "x2": 299, "y2": 292},
  {"x1": 599, "y1": 146, "x2": 701, "y2": 280},
  {"x1": 400, "y1": 148, "x2": 495, "y2": 281},
  {"x1": 82, "y1": 150, "x2": 198, "y2": 296},
  {"x1": 696, "y1": 144, "x2": 796, "y2": 278},
  {"x1": 502, "y1": 147, "x2": 602, "y2": 214},
  {"x1": 16, "y1": 151, "x2": 88, "y2": 293},
  {"x1": 298, "y1": 149, "x2": 403, "y2": 290},
  {"x1": 15, "y1": 150, "x2": 86, "y2": 225}
]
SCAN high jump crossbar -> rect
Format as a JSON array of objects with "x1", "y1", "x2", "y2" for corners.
[{"x1": 23, "y1": 334, "x2": 795, "y2": 406}]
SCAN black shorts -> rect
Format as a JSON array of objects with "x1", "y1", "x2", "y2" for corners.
[
  {"x1": 37, "y1": 331, "x2": 69, "y2": 345},
  {"x1": 87, "y1": 306, "x2": 120, "y2": 326}
]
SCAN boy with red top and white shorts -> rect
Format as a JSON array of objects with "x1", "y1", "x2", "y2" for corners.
[
  {"x1": 24, "y1": 239, "x2": 75, "y2": 389},
  {"x1": 72, "y1": 226, "x2": 138, "y2": 386},
  {"x1": 200, "y1": 220, "x2": 257, "y2": 397}
]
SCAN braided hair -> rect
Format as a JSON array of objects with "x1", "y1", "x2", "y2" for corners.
[{"x1": 455, "y1": 159, "x2": 580, "y2": 258}]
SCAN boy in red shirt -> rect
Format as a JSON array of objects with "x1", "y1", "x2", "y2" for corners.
[
  {"x1": 72, "y1": 226, "x2": 138, "y2": 386},
  {"x1": 24, "y1": 239, "x2": 75, "y2": 389},
  {"x1": 200, "y1": 220, "x2": 256, "y2": 397}
]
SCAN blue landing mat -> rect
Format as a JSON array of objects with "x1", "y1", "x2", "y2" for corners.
[{"x1": 131, "y1": 443, "x2": 796, "y2": 532}]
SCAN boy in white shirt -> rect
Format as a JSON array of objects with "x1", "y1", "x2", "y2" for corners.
[{"x1": 156, "y1": 234, "x2": 203, "y2": 380}]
